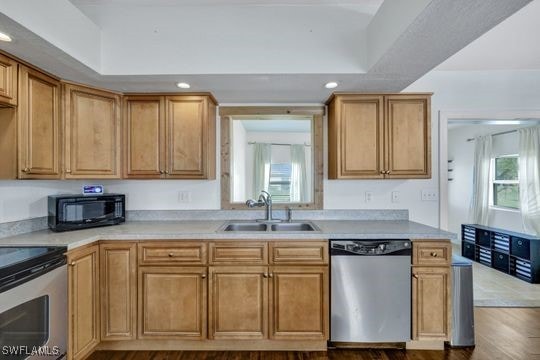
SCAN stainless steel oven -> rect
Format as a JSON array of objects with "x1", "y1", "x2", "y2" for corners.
[{"x1": 0, "y1": 247, "x2": 67, "y2": 359}]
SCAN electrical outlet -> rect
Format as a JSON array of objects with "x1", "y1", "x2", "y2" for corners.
[
  {"x1": 178, "y1": 191, "x2": 192, "y2": 203},
  {"x1": 421, "y1": 189, "x2": 438, "y2": 201},
  {"x1": 391, "y1": 191, "x2": 400, "y2": 203},
  {"x1": 365, "y1": 191, "x2": 373, "y2": 203}
]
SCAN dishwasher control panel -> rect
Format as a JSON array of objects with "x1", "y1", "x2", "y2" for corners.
[{"x1": 330, "y1": 239, "x2": 411, "y2": 256}]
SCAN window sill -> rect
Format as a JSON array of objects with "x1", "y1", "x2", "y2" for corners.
[{"x1": 490, "y1": 205, "x2": 520, "y2": 213}]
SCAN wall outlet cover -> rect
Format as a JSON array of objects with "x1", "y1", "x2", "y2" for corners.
[
  {"x1": 421, "y1": 189, "x2": 439, "y2": 201},
  {"x1": 178, "y1": 191, "x2": 192, "y2": 203}
]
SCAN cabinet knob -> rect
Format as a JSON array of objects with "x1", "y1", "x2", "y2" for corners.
[
  {"x1": 412, "y1": 274, "x2": 419, "y2": 279},
  {"x1": 165, "y1": 170, "x2": 170, "y2": 175},
  {"x1": 168, "y1": 253, "x2": 174, "y2": 257},
  {"x1": 380, "y1": 170, "x2": 385, "y2": 174},
  {"x1": 263, "y1": 273, "x2": 268, "y2": 278},
  {"x1": 66, "y1": 169, "x2": 71, "y2": 174},
  {"x1": 269, "y1": 273, "x2": 273, "y2": 278},
  {"x1": 159, "y1": 170, "x2": 164, "y2": 174},
  {"x1": 201, "y1": 274, "x2": 207, "y2": 279},
  {"x1": 431, "y1": 252, "x2": 438, "y2": 257},
  {"x1": 69, "y1": 261, "x2": 76, "y2": 267},
  {"x1": 22, "y1": 167, "x2": 29, "y2": 173},
  {"x1": 386, "y1": 170, "x2": 391, "y2": 174}
]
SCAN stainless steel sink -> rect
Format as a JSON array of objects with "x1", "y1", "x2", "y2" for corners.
[
  {"x1": 270, "y1": 222, "x2": 317, "y2": 231},
  {"x1": 222, "y1": 223, "x2": 268, "y2": 232},
  {"x1": 219, "y1": 221, "x2": 319, "y2": 232}
]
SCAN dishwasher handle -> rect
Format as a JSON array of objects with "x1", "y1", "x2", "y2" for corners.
[{"x1": 330, "y1": 239, "x2": 411, "y2": 256}]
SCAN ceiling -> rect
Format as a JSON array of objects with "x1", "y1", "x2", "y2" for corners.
[
  {"x1": 437, "y1": 0, "x2": 540, "y2": 70},
  {"x1": 0, "y1": 0, "x2": 533, "y2": 102}
]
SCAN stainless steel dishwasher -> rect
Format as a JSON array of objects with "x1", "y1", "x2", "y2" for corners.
[{"x1": 330, "y1": 239, "x2": 412, "y2": 344}]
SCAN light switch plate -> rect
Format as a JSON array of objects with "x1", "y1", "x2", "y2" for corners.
[
  {"x1": 365, "y1": 191, "x2": 373, "y2": 203},
  {"x1": 391, "y1": 191, "x2": 400, "y2": 203},
  {"x1": 178, "y1": 191, "x2": 192, "y2": 203},
  {"x1": 421, "y1": 189, "x2": 438, "y2": 201}
]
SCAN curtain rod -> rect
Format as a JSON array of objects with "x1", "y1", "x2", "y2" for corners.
[
  {"x1": 247, "y1": 141, "x2": 311, "y2": 147},
  {"x1": 466, "y1": 129, "x2": 517, "y2": 142}
]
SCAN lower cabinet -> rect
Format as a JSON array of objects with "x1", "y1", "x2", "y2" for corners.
[
  {"x1": 138, "y1": 266, "x2": 207, "y2": 339},
  {"x1": 209, "y1": 266, "x2": 268, "y2": 339},
  {"x1": 411, "y1": 240, "x2": 452, "y2": 341},
  {"x1": 100, "y1": 242, "x2": 137, "y2": 341},
  {"x1": 269, "y1": 266, "x2": 328, "y2": 340},
  {"x1": 68, "y1": 245, "x2": 100, "y2": 360}
]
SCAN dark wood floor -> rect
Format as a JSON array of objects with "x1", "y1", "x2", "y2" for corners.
[{"x1": 88, "y1": 307, "x2": 540, "y2": 360}]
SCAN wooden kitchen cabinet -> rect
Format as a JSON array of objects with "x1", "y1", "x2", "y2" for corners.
[
  {"x1": 123, "y1": 94, "x2": 217, "y2": 179},
  {"x1": 138, "y1": 266, "x2": 207, "y2": 339},
  {"x1": 18, "y1": 66, "x2": 62, "y2": 179},
  {"x1": 64, "y1": 83, "x2": 121, "y2": 178},
  {"x1": 68, "y1": 245, "x2": 100, "y2": 360},
  {"x1": 208, "y1": 266, "x2": 268, "y2": 339},
  {"x1": 99, "y1": 242, "x2": 137, "y2": 341},
  {"x1": 269, "y1": 266, "x2": 328, "y2": 340},
  {"x1": 327, "y1": 93, "x2": 431, "y2": 179},
  {"x1": 0, "y1": 52, "x2": 18, "y2": 107},
  {"x1": 411, "y1": 240, "x2": 452, "y2": 341},
  {"x1": 123, "y1": 96, "x2": 165, "y2": 178}
]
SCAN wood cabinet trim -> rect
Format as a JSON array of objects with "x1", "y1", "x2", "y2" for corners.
[{"x1": 0, "y1": 53, "x2": 18, "y2": 107}]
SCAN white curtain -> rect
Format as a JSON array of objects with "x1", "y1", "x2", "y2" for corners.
[
  {"x1": 469, "y1": 135, "x2": 492, "y2": 225},
  {"x1": 518, "y1": 127, "x2": 540, "y2": 235},
  {"x1": 290, "y1": 144, "x2": 308, "y2": 202},
  {"x1": 252, "y1": 143, "x2": 272, "y2": 198}
]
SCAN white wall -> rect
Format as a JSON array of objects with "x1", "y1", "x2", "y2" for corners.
[{"x1": 447, "y1": 124, "x2": 525, "y2": 237}]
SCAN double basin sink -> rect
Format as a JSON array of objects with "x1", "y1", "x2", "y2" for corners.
[{"x1": 220, "y1": 221, "x2": 319, "y2": 232}]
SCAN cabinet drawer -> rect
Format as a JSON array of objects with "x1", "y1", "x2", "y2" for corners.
[
  {"x1": 412, "y1": 241, "x2": 451, "y2": 266},
  {"x1": 138, "y1": 242, "x2": 207, "y2": 265},
  {"x1": 270, "y1": 241, "x2": 328, "y2": 265},
  {"x1": 209, "y1": 241, "x2": 268, "y2": 265}
]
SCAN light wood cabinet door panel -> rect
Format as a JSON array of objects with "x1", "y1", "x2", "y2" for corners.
[
  {"x1": 18, "y1": 66, "x2": 61, "y2": 179},
  {"x1": 269, "y1": 266, "x2": 328, "y2": 340},
  {"x1": 208, "y1": 266, "x2": 268, "y2": 339},
  {"x1": 68, "y1": 245, "x2": 100, "y2": 360},
  {"x1": 64, "y1": 83, "x2": 121, "y2": 178},
  {"x1": 413, "y1": 241, "x2": 451, "y2": 266},
  {"x1": 123, "y1": 96, "x2": 165, "y2": 178},
  {"x1": 412, "y1": 266, "x2": 451, "y2": 340},
  {"x1": 328, "y1": 95, "x2": 384, "y2": 179},
  {"x1": 166, "y1": 96, "x2": 214, "y2": 178},
  {"x1": 100, "y1": 243, "x2": 137, "y2": 341},
  {"x1": 385, "y1": 95, "x2": 431, "y2": 178},
  {"x1": 138, "y1": 266, "x2": 207, "y2": 339},
  {"x1": 0, "y1": 53, "x2": 18, "y2": 106}
]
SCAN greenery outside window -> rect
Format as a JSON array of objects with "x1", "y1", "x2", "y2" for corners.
[{"x1": 492, "y1": 155, "x2": 519, "y2": 209}]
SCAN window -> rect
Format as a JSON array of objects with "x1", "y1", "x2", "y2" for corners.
[
  {"x1": 492, "y1": 155, "x2": 519, "y2": 209},
  {"x1": 268, "y1": 163, "x2": 291, "y2": 203}
]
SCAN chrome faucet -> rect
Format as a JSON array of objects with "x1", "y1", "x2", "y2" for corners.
[{"x1": 246, "y1": 190, "x2": 281, "y2": 223}]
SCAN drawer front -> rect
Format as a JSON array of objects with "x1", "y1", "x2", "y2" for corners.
[
  {"x1": 270, "y1": 241, "x2": 328, "y2": 265},
  {"x1": 209, "y1": 242, "x2": 268, "y2": 265},
  {"x1": 462, "y1": 241, "x2": 475, "y2": 261},
  {"x1": 511, "y1": 237, "x2": 530, "y2": 260},
  {"x1": 413, "y1": 241, "x2": 451, "y2": 266},
  {"x1": 492, "y1": 250, "x2": 509, "y2": 273},
  {"x1": 138, "y1": 242, "x2": 207, "y2": 265}
]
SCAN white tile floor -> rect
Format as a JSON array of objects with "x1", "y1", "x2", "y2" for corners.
[{"x1": 454, "y1": 244, "x2": 540, "y2": 307}]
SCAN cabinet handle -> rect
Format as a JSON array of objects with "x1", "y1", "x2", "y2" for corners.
[
  {"x1": 69, "y1": 261, "x2": 76, "y2": 267},
  {"x1": 412, "y1": 274, "x2": 418, "y2": 279},
  {"x1": 269, "y1": 273, "x2": 273, "y2": 278},
  {"x1": 168, "y1": 253, "x2": 174, "y2": 257},
  {"x1": 159, "y1": 170, "x2": 164, "y2": 174},
  {"x1": 201, "y1": 274, "x2": 207, "y2": 279},
  {"x1": 518, "y1": 240, "x2": 523, "y2": 246},
  {"x1": 263, "y1": 273, "x2": 268, "y2": 278},
  {"x1": 66, "y1": 169, "x2": 71, "y2": 174},
  {"x1": 22, "y1": 167, "x2": 29, "y2": 173},
  {"x1": 430, "y1": 252, "x2": 438, "y2": 257},
  {"x1": 380, "y1": 170, "x2": 385, "y2": 174},
  {"x1": 386, "y1": 170, "x2": 391, "y2": 174},
  {"x1": 165, "y1": 170, "x2": 170, "y2": 175}
]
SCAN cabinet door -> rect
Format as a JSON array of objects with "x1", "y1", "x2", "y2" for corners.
[
  {"x1": 385, "y1": 95, "x2": 431, "y2": 178},
  {"x1": 68, "y1": 245, "x2": 100, "y2": 360},
  {"x1": 100, "y1": 243, "x2": 137, "y2": 341},
  {"x1": 18, "y1": 66, "x2": 61, "y2": 179},
  {"x1": 412, "y1": 266, "x2": 451, "y2": 340},
  {"x1": 208, "y1": 266, "x2": 268, "y2": 339},
  {"x1": 0, "y1": 53, "x2": 18, "y2": 106},
  {"x1": 64, "y1": 83, "x2": 121, "y2": 178},
  {"x1": 138, "y1": 266, "x2": 207, "y2": 339},
  {"x1": 269, "y1": 266, "x2": 328, "y2": 340},
  {"x1": 165, "y1": 96, "x2": 214, "y2": 179},
  {"x1": 328, "y1": 95, "x2": 384, "y2": 179},
  {"x1": 123, "y1": 96, "x2": 165, "y2": 178}
]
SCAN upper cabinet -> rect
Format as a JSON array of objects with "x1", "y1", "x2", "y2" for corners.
[
  {"x1": 124, "y1": 94, "x2": 216, "y2": 179},
  {"x1": 64, "y1": 83, "x2": 121, "y2": 179},
  {"x1": 328, "y1": 93, "x2": 431, "y2": 179},
  {"x1": 0, "y1": 53, "x2": 18, "y2": 107},
  {"x1": 18, "y1": 66, "x2": 62, "y2": 179}
]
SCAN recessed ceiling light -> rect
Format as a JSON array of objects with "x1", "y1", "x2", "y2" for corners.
[
  {"x1": 325, "y1": 82, "x2": 338, "y2": 89},
  {"x1": 176, "y1": 82, "x2": 190, "y2": 89},
  {"x1": 0, "y1": 32, "x2": 12, "y2": 42}
]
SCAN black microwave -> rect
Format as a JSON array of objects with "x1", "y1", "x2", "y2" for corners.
[{"x1": 48, "y1": 194, "x2": 125, "y2": 232}]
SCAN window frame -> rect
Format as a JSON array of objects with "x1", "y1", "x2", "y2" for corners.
[{"x1": 490, "y1": 154, "x2": 520, "y2": 211}]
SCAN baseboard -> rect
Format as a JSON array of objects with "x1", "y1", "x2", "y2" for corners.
[{"x1": 406, "y1": 340, "x2": 445, "y2": 350}]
